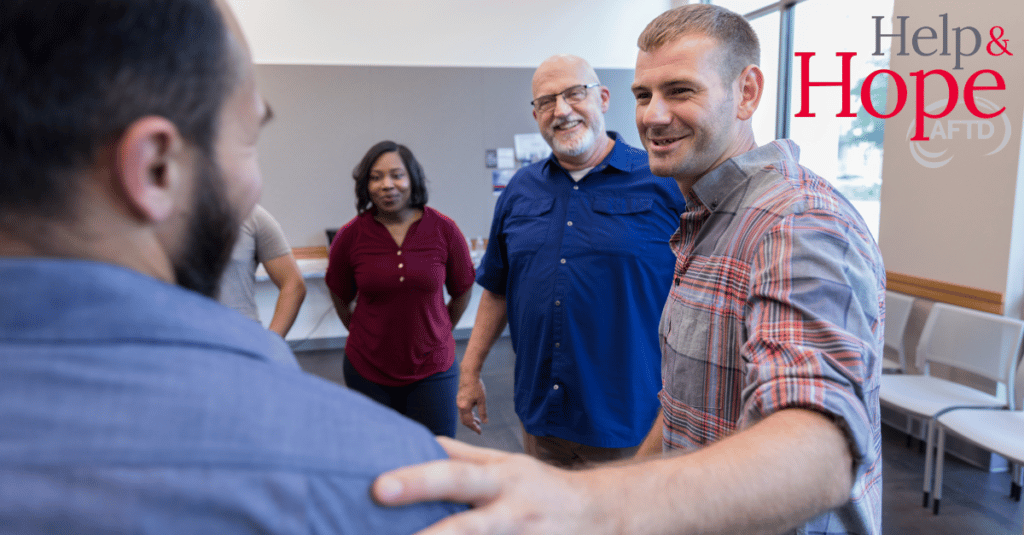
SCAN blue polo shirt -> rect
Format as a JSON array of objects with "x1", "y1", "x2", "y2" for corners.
[{"x1": 477, "y1": 132, "x2": 685, "y2": 447}]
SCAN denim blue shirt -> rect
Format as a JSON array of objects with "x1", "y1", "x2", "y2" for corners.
[
  {"x1": 477, "y1": 132, "x2": 685, "y2": 447},
  {"x1": 0, "y1": 258, "x2": 463, "y2": 534}
]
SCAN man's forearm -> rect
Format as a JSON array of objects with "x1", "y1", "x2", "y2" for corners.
[
  {"x1": 460, "y1": 289, "x2": 508, "y2": 376},
  {"x1": 587, "y1": 408, "x2": 854, "y2": 535},
  {"x1": 263, "y1": 253, "x2": 306, "y2": 338},
  {"x1": 268, "y1": 279, "x2": 306, "y2": 337},
  {"x1": 372, "y1": 408, "x2": 855, "y2": 535}
]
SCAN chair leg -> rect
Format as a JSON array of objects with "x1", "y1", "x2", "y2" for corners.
[
  {"x1": 932, "y1": 427, "x2": 946, "y2": 515},
  {"x1": 922, "y1": 419, "x2": 936, "y2": 508},
  {"x1": 1012, "y1": 464, "x2": 1022, "y2": 502},
  {"x1": 905, "y1": 415, "x2": 917, "y2": 448}
]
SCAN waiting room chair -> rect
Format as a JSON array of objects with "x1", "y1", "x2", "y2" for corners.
[
  {"x1": 932, "y1": 407, "x2": 1024, "y2": 528},
  {"x1": 879, "y1": 302, "x2": 1024, "y2": 511},
  {"x1": 883, "y1": 290, "x2": 915, "y2": 373}
]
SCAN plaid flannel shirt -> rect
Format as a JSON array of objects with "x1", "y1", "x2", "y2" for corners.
[{"x1": 659, "y1": 140, "x2": 885, "y2": 535}]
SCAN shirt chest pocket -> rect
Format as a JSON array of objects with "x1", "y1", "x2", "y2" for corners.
[
  {"x1": 588, "y1": 197, "x2": 656, "y2": 256},
  {"x1": 504, "y1": 198, "x2": 554, "y2": 256}
]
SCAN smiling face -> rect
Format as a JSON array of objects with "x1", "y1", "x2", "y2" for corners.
[
  {"x1": 531, "y1": 56, "x2": 610, "y2": 165},
  {"x1": 367, "y1": 151, "x2": 412, "y2": 216},
  {"x1": 632, "y1": 34, "x2": 758, "y2": 192}
]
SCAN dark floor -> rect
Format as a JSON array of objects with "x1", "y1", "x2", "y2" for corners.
[{"x1": 296, "y1": 338, "x2": 1024, "y2": 535}]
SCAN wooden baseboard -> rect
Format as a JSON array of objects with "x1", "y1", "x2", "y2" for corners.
[{"x1": 887, "y1": 271, "x2": 1004, "y2": 315}]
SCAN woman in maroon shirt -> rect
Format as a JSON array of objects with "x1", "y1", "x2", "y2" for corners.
[{"x1": 325, "y1": 141, "x2": 475, "y2": 437}]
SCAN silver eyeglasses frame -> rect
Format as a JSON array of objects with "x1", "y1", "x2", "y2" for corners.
[{"x1": 530, "y1": 83, "x2": 600, "y2": 113}]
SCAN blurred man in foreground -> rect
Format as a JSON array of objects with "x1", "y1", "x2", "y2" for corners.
[{"x1": 0, "y1": 0, "x2": 462, "y2": 531}]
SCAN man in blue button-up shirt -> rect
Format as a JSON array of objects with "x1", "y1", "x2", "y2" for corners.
[
  {"x1": 457, "y1": 54, "x2": 686, "y2": 467},
  {"x1": 0, "y1": 1, "x2": 462, "y2": 532}
]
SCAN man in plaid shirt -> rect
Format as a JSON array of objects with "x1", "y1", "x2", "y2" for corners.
[{"x1": 373, "y1": 5, "x2": 884, "y2": 534}]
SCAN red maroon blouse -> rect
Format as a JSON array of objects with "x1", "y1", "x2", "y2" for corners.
[{"x1": 325, "y1": 207, "x2": 475, "y2": 386}]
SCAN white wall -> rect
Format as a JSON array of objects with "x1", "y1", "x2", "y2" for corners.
[{"x1": 227, "y1": 0, "x2": 671, "y2": 69}]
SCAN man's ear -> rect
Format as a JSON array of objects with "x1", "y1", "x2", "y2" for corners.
[
  {"x1": 598, "y1": 85, "x2": 611, "y2": 113},
  {"x1": 736, "y1": 64, "x2": 764, "y2": 121},
  {"x1": 114, "y1": 116, "x2": 187, "y2": 223}
]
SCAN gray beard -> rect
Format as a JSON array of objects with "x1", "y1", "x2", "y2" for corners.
[{"x1": 551, "y1": 126, "x2": 595, "y2": 157}]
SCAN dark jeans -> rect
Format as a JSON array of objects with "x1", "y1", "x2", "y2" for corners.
[{"x1": 343, "y1": 357, "x2": 459, "y2": 438}]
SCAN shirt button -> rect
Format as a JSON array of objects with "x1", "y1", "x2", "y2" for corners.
[
  {"x1": 573, "y1": 185, "x2": 579, "y2": 190},
  {"x1": 566, "y1": 221, "x2": 573, "y2": 227},
  {"x1": 560, "y1": 258, "x2": 566, "y2": 264},
  {"x1": 555, "y1": 300, "x2": 561, "y2": 306},
  {"x1": 553, "y1": 384, "x2": 560, "y2": 390},
  {"x1": 399, "y1": 276, "x2": 405, "y2": 282},
  {"x1": 398, "y1": 263, "x2": 404, "y2": 269},
  {"x1": 555, "y1": 342, "x2": 560, "y2": 348},
  {"x1": 397, "y1": 250, "x2": 402, "y2": 255}
]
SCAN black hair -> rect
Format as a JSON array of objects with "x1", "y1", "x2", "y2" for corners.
[
  {"x1": 352, "y1": 141, "x2": 429, "y2": 214},
  {"x1": 0, "y1": 0, "x2": 238, "y2": 223}
]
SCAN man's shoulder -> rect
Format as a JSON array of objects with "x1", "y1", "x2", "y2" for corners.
[
  {"x1": 510, "y1": 157, "x2": 554, "y2": 185},
  {"x1": 0, "y1": 258, "x2": 295, "y2": 366},
  {"x1": 603, "y1": 136, "x2": 686, "y2": 205},
  {"x1": 492, "y1": 161, "x2": 554, "y2": 211},
  {"x1": 764, "y1": 160, "x2": 856, "y2": 218},
  {"x1": 0, "y1": 263, "x2": 462, "y2": 531},
  {"x1": 0, "y1": 259, "x2": 455, "y2": 486},
  {"x1": 610, "y1": 135, "x2": 650, "y2": 164},
  {"x1": 733, "y1": 141, "x2": 850, "y2": 214},
  {"x1": 725, "y1": 144, "x2": 879, "y2": 260}
]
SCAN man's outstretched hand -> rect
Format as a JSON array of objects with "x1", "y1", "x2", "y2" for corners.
[{"x1": 372, "y1": 437, "x2": 613, "y2": 535}]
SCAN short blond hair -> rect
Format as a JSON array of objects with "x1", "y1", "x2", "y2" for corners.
[{"x1": 638, "y1": 4, "x2": 760, "y2": 84}]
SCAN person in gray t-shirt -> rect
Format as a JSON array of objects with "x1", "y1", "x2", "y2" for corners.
[{"x1": 218, "y1": 204, "x2": 306, "y2": 337}]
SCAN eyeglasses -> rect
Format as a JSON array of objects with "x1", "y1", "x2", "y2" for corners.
[{"x1": 530, "y1": 83, "x2": 600, "y2": 113}]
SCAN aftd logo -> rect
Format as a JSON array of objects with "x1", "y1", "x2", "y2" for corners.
[{"x1": 908, "y1": 97, "x2": 1013, "y2": 168}]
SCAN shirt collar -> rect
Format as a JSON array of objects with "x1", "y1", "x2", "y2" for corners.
[
  {"x1": 543, "y1": 131, "x2": 633, "y2": 176},
  {"x1": 690, "y1": 139, "x2": 800, "y2": 211}
]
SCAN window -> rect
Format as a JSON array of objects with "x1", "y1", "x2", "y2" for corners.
[
  {"x1": 711, "y1": 0, "x2": 895, "y2": 239},
  {"x1": 748, "y1": 11, "x2": 780, "y2": 145}
]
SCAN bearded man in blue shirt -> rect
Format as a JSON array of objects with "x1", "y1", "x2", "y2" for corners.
[
  {"x1": 0, "y1": 0, "x2": 462, "y2": 532},
  {"x1": 458, "y1": 54, "x2": 686, "y2": 467}
]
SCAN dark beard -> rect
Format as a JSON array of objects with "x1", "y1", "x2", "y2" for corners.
[{"x1": 173, "y1": 150, "x2": 241, "y2": 298}]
